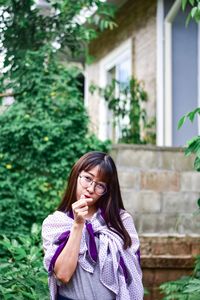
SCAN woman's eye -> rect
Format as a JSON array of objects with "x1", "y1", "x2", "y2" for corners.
[
  {"x1": 85, "y1": 176, "x2": 92, "y2": 182},
  {"x1": 97, "y1": 183, "x2": 105, "y2": 189}
]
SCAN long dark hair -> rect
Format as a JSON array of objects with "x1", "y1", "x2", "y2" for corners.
[{"x1": 57, "y1": 151, "x2": 132, "y2": 249}]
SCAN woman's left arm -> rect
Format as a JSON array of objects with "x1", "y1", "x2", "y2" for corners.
[
  {"x1": 120, "y1": 211, "x2": 144, "y2": 299},
  {"x1": 121, "y1": 211, "x2": 141, "y2": 253},
  {"x1": 42, "y1": 212, "x2": 71, "y2": 273}
]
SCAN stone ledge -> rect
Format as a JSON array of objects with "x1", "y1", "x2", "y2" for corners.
[
  {"x1": 111, "y1": 144, "x2": 185, "y2": 152},
  {"x1": 141, "y1": 255, "x2": 195, "y2": 269},
  {"x1": 140, "y1": 236, "x2": 200, "y2": 256},
  {"x1": 110, "y1": 145, "x2": 195, "y2": 171}
]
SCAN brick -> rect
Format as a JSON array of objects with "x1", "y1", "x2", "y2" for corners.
[
  {"x1": 191, "y1": 241, "x2": 200, "y2": 256},
  {"x1": 118, "y1": 170, "x2": 139, "y2": 188},
  {"x1": 141, "y1": 171, "x2": 180, "y2": 192},
  {"x1": 138, "y1": 213, "x2": 200, "y2": 235},
  {"x1": 143, "y1": 286, "x2": 163, "y2": 300},
  {"x1": 138, "y1": 191, "x2": 161, "y2": 212},
  {"x1": 151, "y1": 241, "x2": 190, "y2": 256},
  {"x1": 116, "y1": 149, "x2": 159, "y2": 169},
  {"x1": 140, "y1": 242, "x2": 152, "y2": 256},
  {"x1": 121, "y1": 190, "x2": 161, "y2": 213},
  {"x1": 162, "y1": 192, "x2": 199, "y2": 213},
  {"x1": 89, "y1": 0, "x2": 157, "y2": 62},
  {"x1": 139, "y1": 213, "x2": 181, "y2": 234},
  {"x1": 121, "y1": 189, "x2": 139, "y2": 212},
  {"x1": 142, "y1": 269, "x2": 155, "y2": 286},
  {"x1": 140, "y1": 236, "x2": 200, "y2": 256},
  {"x1": 142, "y1": 256, "x2": 194, "y2": 269},
  {"x1": 154, "y1": 268, "x2": 192, "y2": 284},
  {"x1": 180, "y1": 172, "x2": 200, "y2": 192},
  {"x1": 141, "y1": 235, "x2": 199, "y2": 300},
  {"x1": 160, "y1": 151, "x2": 194, "y2": 171},
  {"x1": 178, "y1": 213, "x2": 200, "y2": 235},
  {"x1": 143, "y1": 268, "x2": 193, "y2": 300},
  {"x1": 128, "y1": 212, "x2": 140, "y2": 232}
]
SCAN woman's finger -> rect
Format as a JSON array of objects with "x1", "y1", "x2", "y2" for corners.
[
  {"x1": 72, "y1": 200, "x2": 86, "y2": 211},
  {"x1": 72, "y1": 197, "x2": 92, "y2": 210},
  {"x1": 73, "y1": 206, "x2": 88, "y2": 215}
]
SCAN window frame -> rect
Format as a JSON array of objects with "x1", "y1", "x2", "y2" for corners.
[{"x1": 99, "y1": 39, "x2": 132, "y2": 141}]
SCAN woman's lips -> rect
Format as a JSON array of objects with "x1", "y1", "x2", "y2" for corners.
[{"x1": 84, "y1": 194, "x2": 92, "y2": 198}]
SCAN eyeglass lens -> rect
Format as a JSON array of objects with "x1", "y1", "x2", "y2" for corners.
[{"x1": 80, "y1": 175, "x2": 106, "y2": 195}]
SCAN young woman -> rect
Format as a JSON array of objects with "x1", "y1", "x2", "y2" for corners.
[{"x1": 42, "y1": 151, "x2": 143, "y2": 300}]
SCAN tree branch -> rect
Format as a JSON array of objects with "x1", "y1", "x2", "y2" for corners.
[{"x1": 0, "y1": 92, "x2": 15, "y2": 98}]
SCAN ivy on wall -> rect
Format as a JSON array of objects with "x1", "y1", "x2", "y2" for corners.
[{"x1": 90, "y1": 77, "x2": 156, "y2": 144}]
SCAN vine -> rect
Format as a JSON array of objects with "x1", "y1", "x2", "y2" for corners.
[{"x1": 90, "y1": 77, "x2": 156, "y2": 144}]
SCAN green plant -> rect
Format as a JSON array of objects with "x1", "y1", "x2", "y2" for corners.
[
  {"x1": 160, "y1": 255, "x2": 200, "y2": 300},
  {"x1": 0, "y1": 224, "x2": 49, "y2": 299},
  {"x1": 178, "y1": 108, "x2": 200, "y2": 172},
  {"x1": 90, "y1": 78, "x2": 156, "y2": 144},
  {"x1": 0, "y1": 0, "x2": 115, "y2": 234},
  {"x1": 0, "y1": 0, "x2": 117, "y2": 87},
  {"x1": 182, "y1": 0, "x2": 200, "y2": 24},
  {"x1": 0, "y1": 2, "x2": 114, "y2": 296},
  {"x1": 0, "y1": 52, "x2": 110, "y2": 234}
]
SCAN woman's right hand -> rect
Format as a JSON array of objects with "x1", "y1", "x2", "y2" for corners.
[
  {"x1": 54, "y1": 194, "x2": 92, "y2": 283},
  {"x1": 72, "y1": 195, "x2": 92, "y2": 224}
]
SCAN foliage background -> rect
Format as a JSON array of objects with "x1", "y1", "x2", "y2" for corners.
[
  {"x1": 0, "y1": 0, "x2": 115, "y2": 298},
  {"x1": 1, "y1": 0, "x2": 199, "y2": 299}
]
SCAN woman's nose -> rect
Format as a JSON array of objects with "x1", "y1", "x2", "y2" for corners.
[{"x1": 87, "y1": 181, "x2": 95, "y2": 193}]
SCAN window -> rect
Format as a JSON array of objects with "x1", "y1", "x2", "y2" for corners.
[
  {"x1": 99, "y1": 39, "x2": 132, "y2": 142},
  {"x1": 107, "y1": 58, "x2": 131, "y2": 142}
]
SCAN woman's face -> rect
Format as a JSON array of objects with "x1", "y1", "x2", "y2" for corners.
[{"x1": 76, "y1": 165, "x2": 107, "y2": 207}]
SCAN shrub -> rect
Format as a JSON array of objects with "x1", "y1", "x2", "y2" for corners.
[
  {"x1": 160, "y1": 255, "x2": 200, "y2": 300},
  {"x1": 0, "y1": 48, "x2": 110, "y2": 234},
  {"x1": 0, "y1": 224, "x2": 49, "y2": 300}
]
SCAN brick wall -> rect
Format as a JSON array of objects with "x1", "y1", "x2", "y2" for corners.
[
  {"x1": 111, "y1": 144, "x2": 200, "y2": 299},
  {"x1": 111, "y1": 144, "x2": 200, "y2": 235},
  {"x1": 86, "y1": 0, "x2": 157, "y2": 136}
]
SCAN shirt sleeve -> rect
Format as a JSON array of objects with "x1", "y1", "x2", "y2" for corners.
[
  {"x1": 120, "y1": 210, "x2": 142, "y2": 280},
  {"x1": 120, "y1": 211, "x2": 140, "y2": 252},
  {"x1": 41, "y1": 211, "x2": 71, "y2": 271},
  {"x1": 120, "y1": 211, "x2": 143, "y2": 299}
]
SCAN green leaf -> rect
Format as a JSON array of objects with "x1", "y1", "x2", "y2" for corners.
[
  {"x1": 191, "y1": 7, "x2": 197, "y2": 18},
  {"x1": 186, "y1": 12, "x2": 192, "y2": 26},
  {"x1": 182, "y1": 0, "x2": 188, "y2": 10},
  {"x1": 178, "y1": 115, "x2": 186, "y2": 129},
  {"x1": 178, "y1": 108, "x2": 200, "y2": 128},
  {"x1": 188, "y1": 111, "x2": 196, "y2": 122},
  {"x1": 108, "y1": 21, "x2": 117, "y2": 30},
  {"x1": 189, "y1": 0, "x2": 195, "y2": 6},
  {"x1": 194, "y1": 157, "x2": 200, "y2": 171}
]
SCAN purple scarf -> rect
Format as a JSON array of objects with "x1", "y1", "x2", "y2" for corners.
[{"x1": 42, "y1": 209, "x2": 143, "y2": 300}]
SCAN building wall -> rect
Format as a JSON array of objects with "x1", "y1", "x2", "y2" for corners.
[
  {"x1": 111, "y1": 144, "x2": 200, "y2": 299},
  {"x1": 86, "y1": 0, "x2": 157, "y2": 137},
  {"x1": 111, "y1": 144, "x2": 200, "y2": 235}
]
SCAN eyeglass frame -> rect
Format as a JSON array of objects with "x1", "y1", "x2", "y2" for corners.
[{"x1": 78, "y1": 174, "x2": 107, "y2": 195}]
